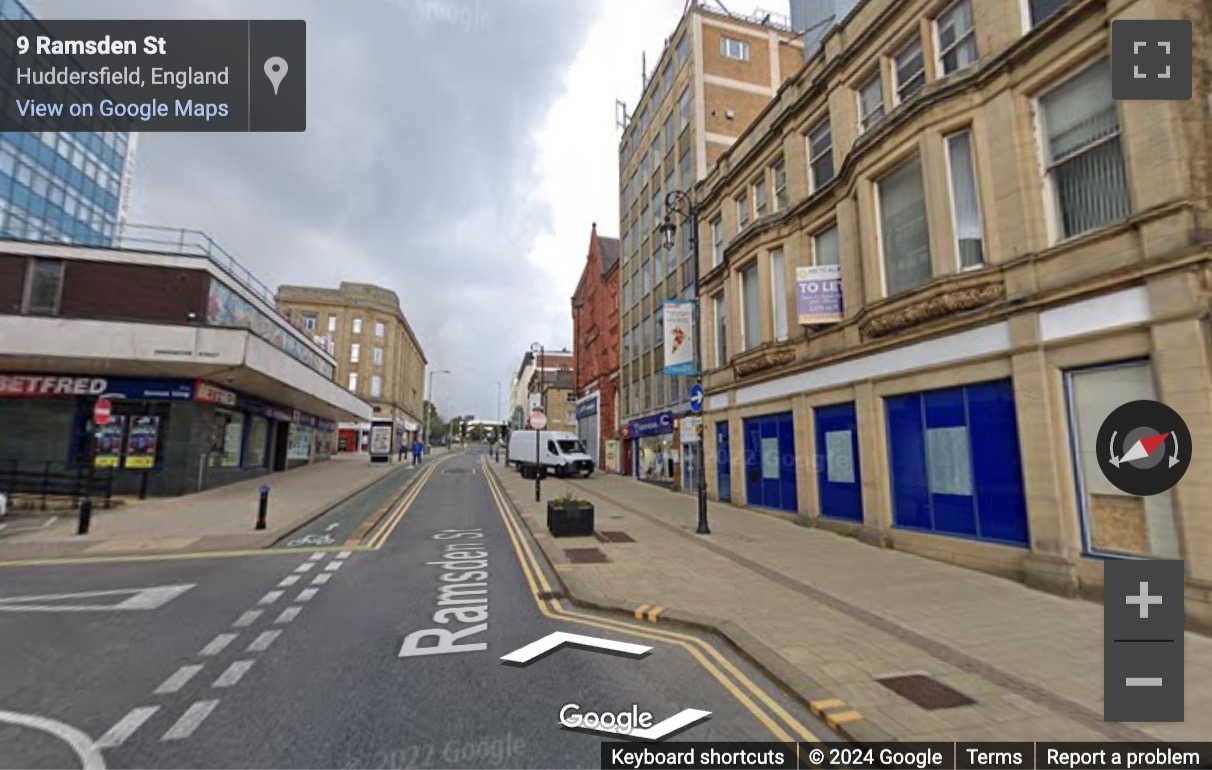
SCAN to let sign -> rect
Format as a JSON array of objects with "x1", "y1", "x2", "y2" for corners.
[{"x1": 796, "y1": 265, "x2": 843, "y2": 325}]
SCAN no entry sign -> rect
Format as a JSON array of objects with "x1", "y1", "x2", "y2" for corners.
[
  {"x1": 93, "y1": 398, "x2": 112, "y2": 425},
  {"x1": 530, "y1": 410, "x2": 547, "y2": 430}
]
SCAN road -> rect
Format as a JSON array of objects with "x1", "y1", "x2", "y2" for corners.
[{"x1": 0, "y1": 447, "x2": 834, "y2": 769}]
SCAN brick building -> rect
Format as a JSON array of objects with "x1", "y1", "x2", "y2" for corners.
[{"x1": 571, "y1": 223, "x2": 621, "y2": 470}]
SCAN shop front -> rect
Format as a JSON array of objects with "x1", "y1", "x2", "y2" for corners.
[
  {"x1": 0, "y1": 372, "x2": 335, "y2": 497},
  {"x1": 576, "y1": 393, "x2": 600, "y2": 466},
  {"x1": 628, "y1": 411, "x2": 675, "y2": 484}
]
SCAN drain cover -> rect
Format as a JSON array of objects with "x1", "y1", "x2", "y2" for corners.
[
  {"x1": 564, "y1": 548, "x2": 609, "y2": 564},
  {"x1": 875, "y1": 674, "x2": 975, "y2": 710},
  {"x1": 536, "y1": 591, "x2": 564, "y2": 600},
  {"x1": 594, "y1": 531, "x2": 635, "y2": 543}
]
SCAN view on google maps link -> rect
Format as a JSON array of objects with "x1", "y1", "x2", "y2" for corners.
[{"x1": 0, "y1": 0, "x2": 1210, "y2": 768}]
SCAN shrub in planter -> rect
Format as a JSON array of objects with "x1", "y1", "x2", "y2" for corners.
[{"x1": 547, "y1": 490, "x2": 594, "y2": 537}]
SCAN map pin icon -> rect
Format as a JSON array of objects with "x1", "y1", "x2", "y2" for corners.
[{"x1": 264, "y1": 56, "x2": 288, "y2": 95}]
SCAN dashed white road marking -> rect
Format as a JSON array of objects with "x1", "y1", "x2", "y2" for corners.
[
  {"x1": 233, "y1": 610, "x2": 262, "y2": 628},
  {"x1": 161, "y1": 700, "x2": 218, "y2": 741},
  {"x1": 258, "y1": 590, "x2": 284, "y2": 605},
  {"x1": 199, "y1": 633, "x2": 237, "y2": 657},
  {"x1": 277, "y1": 575, "x2": 301, "y2": 587},
  {"x1": 247, "y1": 630, "x2": 281, "y2": 652},
  {"x1": 311, "y1": 573, "x2": 332, "y2": 585},
  {"x1": 295, "y1": 588, "x2": 319, "y2": 602},
  {"x1": 274, "y1": 606, "x2": 301, "y2": 624},
  {"x1": 212, "y1": 660, "x2": 254, "y2": 688},
  {"x1": 336, "y1": 551, "x2": 352, "y2": 560},
  {"x1": 154, "y1": 665, "x2": 202, "y2": 694},
  {"x1": 324, "y1": 561, "x2": 343, "y2": 572},
  {"x1": 293, "y1": 562, "x2": 316, "y2": 574},
  {"x1": 309, "y1": 552, "x2": 325, "y2": 561},
  {"x1": 96, "y1": 705, "x2": 158, "y2": 749}
]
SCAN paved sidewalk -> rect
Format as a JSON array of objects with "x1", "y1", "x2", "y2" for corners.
[
  {"x1": 488, "y1": 464, "x2": 1212, "y2": 743},
  {"x1": 0, "y1": 451, "x2": 447, "y2": 561}
]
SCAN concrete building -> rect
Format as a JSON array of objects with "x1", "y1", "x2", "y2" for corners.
[
  {"x1": 617, "y1": 2, "x2": 804, "y2": 487},
  {"x1": 0, "y1": 0, "x2": 137, "y2": 247},
  {"x1": 572, "y1": 223, "x2": 622, "y2": 470},
  {"x1": 276, "y1": 282, "x2": 427, "y2": 453},
  {"x1": 508, "y1": 348, "x2": 574, "y2": 432},
  {"x1": 0, "y1": 232, "x2": 369, "y2": 496},
  {"x1": 695, "y1": 0, "x2": 1212, "y2": 623}
]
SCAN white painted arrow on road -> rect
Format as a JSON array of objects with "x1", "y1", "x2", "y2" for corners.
[
  {"x1": 563, "y1": 708, "x2": 712, "y2": 742},
  {"x1": 501, "y1": 631, "x2": 652, "y2": 666},
  {"x1": 0, "y1": 584, "x2": 194, "y2": 613}
]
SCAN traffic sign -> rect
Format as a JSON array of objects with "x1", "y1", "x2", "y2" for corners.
[
  {"x1": 530, "y1": 410, "x2": 547, "y2": 430},
  {"x1": 688, "y1": 383, "x2": 704, "y2": 413},
  {"x1": 93, "y1": 398, "x2": 112, "y2": 426}
]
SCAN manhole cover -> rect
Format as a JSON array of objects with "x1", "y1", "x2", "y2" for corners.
[
  {"x1": 564, "y1": 548, "x2": 609, "y2": 564},
  {"x1": 875, "y1": 674, "x2": 975, "y2": 710},
  {"x1": 594, "y1": 531, "x2": 635, "y2": 543}
]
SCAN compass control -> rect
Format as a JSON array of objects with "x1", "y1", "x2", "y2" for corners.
[{"x1": 1096, "y1": 399, "x2": 1190, "y2": 497}]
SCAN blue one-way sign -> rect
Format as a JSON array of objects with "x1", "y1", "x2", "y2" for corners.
[{"x1": 689, "y1": 383, "x2": 704, "y2": 413}]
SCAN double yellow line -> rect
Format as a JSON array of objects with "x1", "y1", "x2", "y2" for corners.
[
  {"x1": 364, "y1": 459, "x2": 444, "y2": 550},
  {"x1": 480, "y1": 456, "x2": 822, "y2": 744}
]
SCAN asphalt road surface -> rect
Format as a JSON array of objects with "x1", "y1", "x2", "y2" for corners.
[{"x1": 0, "y1": 447, "x2": 833, "y2": 769}]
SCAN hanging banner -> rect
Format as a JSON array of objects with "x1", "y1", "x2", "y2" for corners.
[
  {"x1": 796, "y1": 265, "x2": 843, "y2": 325},
  {"x1": 662, "y1": 300, "x2": 696, "y2": 376},
  {"x1": 94, "y1": 416, "x2": 127, "y2": 468},
  {"x1": 124, "y1": 416, "x2": 161, "y2": 469}
]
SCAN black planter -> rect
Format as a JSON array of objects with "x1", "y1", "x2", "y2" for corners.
[{"x1": 547, "y1": 501, "x2": 594, "y2": 537}]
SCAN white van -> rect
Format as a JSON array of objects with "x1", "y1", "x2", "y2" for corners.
[{"x1": 508, "y1": 431, "x2": 594, "y2": 478}]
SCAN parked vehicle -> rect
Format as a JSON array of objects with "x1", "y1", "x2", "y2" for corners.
[{"x1": 507, "y1": 431, "x2": 594, "y2": 478}]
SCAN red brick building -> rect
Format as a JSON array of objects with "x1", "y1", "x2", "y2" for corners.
[{"x1": 571, "y1": 223, "x2": 620, "y2": 471}]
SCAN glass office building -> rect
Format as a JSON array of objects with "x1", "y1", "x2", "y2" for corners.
[{"x1": 0, "y1": 0, "x2": 135, "y2": 246}]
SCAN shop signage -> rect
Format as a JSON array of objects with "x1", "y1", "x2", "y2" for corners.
[
  {"x1": 0, "y1": 374, "x2": 195, "y2": 400},
  {"x1": 662, "y1": 301, "x2": 696, "y2": 376},
  {"x1": 628, "y1": 411, "x2": 673, "y2": 438},
  {"x1": 194, "y1": 380, "x2": 238, "y2": 407},
  {"x1": 576, "y1": 396, "x2": 598, "y2": 420},
  {"x1": 796, "y1": 265, "x2": 843, "y2": 325}
]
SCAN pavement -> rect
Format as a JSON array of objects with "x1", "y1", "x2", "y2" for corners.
[
  {"x1": 484, "y1": 459, "x2": 1212, "y2": 744},
  {"x1": 0, "y1": 445, "x2": 832, "y2": 769},
  {"x1": 0, "y1": 450, "x2": 450, "y2": 562}
]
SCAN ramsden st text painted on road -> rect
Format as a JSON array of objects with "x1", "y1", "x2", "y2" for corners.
[{"x1": 399, "y1": 529, "x2": 491, "y2": 657}]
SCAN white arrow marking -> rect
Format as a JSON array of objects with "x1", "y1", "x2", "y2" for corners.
[
  {"x1": 0, "y1": 709, "x2": 106, "y2": 768},
  {"x1": 1109, "y1": 431, "x2": 1121, "y2": 468},
  {"x1": 1170, "y1": 432, "x2": 1181, "y2": 467},
  {"x1": 564, "y1": 708, "x2": 712, "y2": 742},
  {"x1": 500, "y1": 631, "x2": 652, "y2": 665},
  {"x1": 0, "y1": 584, "x2": 193, "y2": 613}
]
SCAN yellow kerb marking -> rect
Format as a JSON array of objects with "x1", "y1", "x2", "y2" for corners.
[{"x1": 634, "y1": 604, "x2": 651, "y2": 621}]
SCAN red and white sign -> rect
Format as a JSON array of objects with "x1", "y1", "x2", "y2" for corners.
[
  {"x1": 530, "y1": 410, "x2": 547, "y2": 430},
  {"x1": 93, "y1": 398, "x2": 112, "y2": 426},
  {"x1": 194, "y1": 380, "x2": 238, "y2": 407}
]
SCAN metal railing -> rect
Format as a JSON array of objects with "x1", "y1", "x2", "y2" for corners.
[
  {"x1": 0, "y1": 460, "x2": 115, "y2": 512},
  {"x1": 114, "y1": 223, "x2": 279, "y2": 309}
]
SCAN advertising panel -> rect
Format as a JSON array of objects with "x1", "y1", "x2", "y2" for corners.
[
  {"x1": 662, "y1": 301, "x2": 696, "y2": 376},
  {"x1": 123, "y1": 416, "x2": 161, "y2": 469},
  {"x1": 94, "y1": 417, "x2": 127, "y2": 468}
]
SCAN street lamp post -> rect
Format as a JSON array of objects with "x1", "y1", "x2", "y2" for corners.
[
  {"x1": 424, "y1": 369, "x2": 450, "y2": 453},
  {"x1": 658, "y1": 190, "x2": 710, "y2": 535},
  {"x1": 529, "y1": 342, "x2": 545, "y2": 503}
]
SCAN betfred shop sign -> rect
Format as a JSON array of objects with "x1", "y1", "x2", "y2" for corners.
[
  {"x1": 0, "y1": 374, "x2": 195, "y2": 400},
  {"x1": 0, "y1": 375, "x2": 107, "y2": 397}
]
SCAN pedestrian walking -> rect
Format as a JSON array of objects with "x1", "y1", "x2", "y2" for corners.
[{"x1": 412, "y1": 439, "x2": 423, "y2": 465}]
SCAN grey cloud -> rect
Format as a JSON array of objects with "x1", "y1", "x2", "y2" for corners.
[{"x1": 31, "y1": 0, "x2": 604, "y2": 419}]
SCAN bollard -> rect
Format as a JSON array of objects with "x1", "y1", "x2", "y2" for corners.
[
  {"x1": 256, "y1": 485, "x2": 270, "y2": 530},
  {"x1": 78, "y1": 497, "x2": 92, "y2": 535}
]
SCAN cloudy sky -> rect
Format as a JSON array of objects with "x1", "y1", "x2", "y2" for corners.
[{"x1": 30, "y1": 0, "x2": 779, "y2": 421}]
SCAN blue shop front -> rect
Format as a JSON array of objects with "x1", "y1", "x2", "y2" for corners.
[{"x1": 627, "y1": 410, "x2": 675, "y2": 484}]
